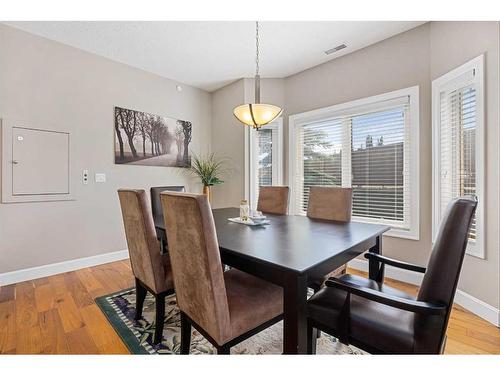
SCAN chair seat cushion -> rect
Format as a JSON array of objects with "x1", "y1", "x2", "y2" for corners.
[
  {"x1": 224, "y1": 269, "x2": 283, "y2": 339},
  {"x1": 308, "y1": 274, "x2": 416, "y2": 353}
]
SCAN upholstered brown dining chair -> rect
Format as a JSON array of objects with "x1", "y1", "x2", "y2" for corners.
[
  {"x1": 160, "y1": 192, "x2": 283, "y2": 354},
  {"x1": 307, "y1": 186, "x2": 353, "y2": 287},
  {"x1": 257, "y1": 186, "x2": 289, "y2": 215},
  {"x1": 117, "y1": 189, "x2": 175, "y2": 344},
  {"x1": 306, "y1": 196, "x2": 478, "y2": 354}
]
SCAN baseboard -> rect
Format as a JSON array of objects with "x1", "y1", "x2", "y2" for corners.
[
  {"x1": 0, "y1": 249, "x2": 129, "y2": 286},
  {"x1": 348, "y1": 258, "x2": 500, "y2": 328},
  {"x1": 454, "y1": 289, "x2": 500, "y2": 327}
]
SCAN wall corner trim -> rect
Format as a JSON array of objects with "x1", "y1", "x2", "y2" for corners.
[
  {"x1": 348, "y1": 259, "x2": 500, "y2": 327},
  {"x1": 0, "y1": 249, "x2": 129, "y2": 286}
]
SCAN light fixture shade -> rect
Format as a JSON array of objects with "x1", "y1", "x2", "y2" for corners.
[{"x1": 233, "y1": 103, "x2": 283, "y2": 129}]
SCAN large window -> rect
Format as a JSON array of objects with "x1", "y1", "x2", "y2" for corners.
[
  {"x1": 248, "y1": 119, "x2": 283, "y2": 209},
  {"x1": 289, "y1": 87, "x2": 419, "y2": 239},
  {"x1": 432, "y1": 55, "x2": 484, "y2": 258}
]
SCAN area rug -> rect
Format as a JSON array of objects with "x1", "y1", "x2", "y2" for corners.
[{"x1": 95, "y1": 288, "x2": 365, "y2": 355}]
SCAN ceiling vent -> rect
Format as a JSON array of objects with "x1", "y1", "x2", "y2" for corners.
[{"x1": 324, "y1": 43, "x2": 347, "y2": 55}]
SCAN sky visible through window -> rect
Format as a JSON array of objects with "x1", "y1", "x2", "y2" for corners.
[
  {"x1": 305, "y1": 108, "x2": 405, "y2": 155},
  {"x1": 351, "y1": 108, "x2": 404, "y2": 150}
]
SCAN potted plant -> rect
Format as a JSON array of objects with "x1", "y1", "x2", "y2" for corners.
[{"x1": 188, "y1": 152, "x2": 225, "y2": 201}]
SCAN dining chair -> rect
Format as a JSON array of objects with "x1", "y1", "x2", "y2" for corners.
[
  {"x1": 117, "y1": 189, "x2": 175, "y2": 344},
  {"x1": 306, "y1": 196, "x2": 478, "y2": 354},
  {"x1": 160, "y1": 191, "x2": 283, "y2": 354},
  {"x1": 150, "y1": 186, "x2": 185, "y2": 252},
  {"x1": 150, "y1": 185, "x2": 186, "y2": 220},
  {"x1": 307, "y1": 186, "x2": 353, "y2": 288},
  {"x1": 257, "y1": 186, "x2": 289, "y2": 215}
]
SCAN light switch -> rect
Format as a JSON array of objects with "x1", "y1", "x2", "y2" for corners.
[
  {"x1": 95, "y1": 173, "x2": 106, "y2": 183},
  {"x1": 82, "y1": 169, "x2": 89, "y2": 185}
]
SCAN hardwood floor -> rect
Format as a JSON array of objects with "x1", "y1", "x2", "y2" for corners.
[
  {"x1": 0, "y1": 261, "x2": 498, "y2": 354},
  {"x1": 0, "y1": 261, "x2": 134, "y2": 354}
]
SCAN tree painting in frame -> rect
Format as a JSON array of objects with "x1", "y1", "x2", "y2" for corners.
[{"x1": 114, "y1": 106, "x2": 192, "y2": 167}]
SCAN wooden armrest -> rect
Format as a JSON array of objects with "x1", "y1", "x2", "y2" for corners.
[
  {"x1": 325, "y1": 278, "x2": 446, "y2": 316},
  {"x1": 364, "y1": 253, "x2": 426, "y2": 273}
]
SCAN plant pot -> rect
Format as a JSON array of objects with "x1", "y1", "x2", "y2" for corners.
[{"x1": 203, "y1": 185, "x2": 211, "y2": 201}]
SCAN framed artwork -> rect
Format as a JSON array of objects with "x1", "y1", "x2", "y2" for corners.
[{"x1": 114, "y1": 106, "x2": 192, "y2": 167}]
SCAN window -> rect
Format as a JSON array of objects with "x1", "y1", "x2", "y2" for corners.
[
  {"x1": 248, "y1": 119, "x2": 283, "y2": 209},
  {"x1": 432, "y1": 55, "x2": 484, "y2": 258},
  {"x1": 289, "y1": 87, "x2": 419, "y2": 239}
]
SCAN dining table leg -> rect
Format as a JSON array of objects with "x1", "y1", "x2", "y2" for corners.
[{"x1": 283, "y1": 272, "x2": 308, "y2": 354}]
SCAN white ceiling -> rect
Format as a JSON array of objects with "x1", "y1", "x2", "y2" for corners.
[{"x1": 4, "y1": 21, "x2": 425, "y2": 92}]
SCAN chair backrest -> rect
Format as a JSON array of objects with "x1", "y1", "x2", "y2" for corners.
[
  {"x1": 160, "y1": 192, "x2": 232, "y2": 345},
  {"x1": 257, "y1": 186, "x2": 289, "y2": 215},
  {"x1": 306, "y1": 186, "x2": 353, "y2": 222},
  {"x1": 418, "y1": 196, "x2": 478, "y2": 305},
  {"x1": 117, "y1": 189, "x2": 169, "y2": 294},
  {"x1": 150, "y1": 186, "x2": 185, "y2": 219},
  {"x1": 415, "y1": 196, "x2": 477, "y2": 353}
]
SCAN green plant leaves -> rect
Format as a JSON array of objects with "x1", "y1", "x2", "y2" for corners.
[{"x1": 188, "y1": 152, "x2": 226, "y2": 186}]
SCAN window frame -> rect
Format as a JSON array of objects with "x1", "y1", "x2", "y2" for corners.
[
  {"x1": 431, "y1": 55, "x2": 485, "y2": 259},
  {"x1": 248, "y1": 118, "x2": 284, "y2": 210},
  {"x1": 288, "y1": 86, "x2": 420, "y2": 240}
]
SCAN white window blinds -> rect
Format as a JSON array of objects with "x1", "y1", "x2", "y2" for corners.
[
  {"x1": 439, "y1": 84, "x2": 477, "y2": 240},
  {"x1": 351, "y1": 105, "x2": 409, "y2": 226},
  {"x1": 432, "y1": 55, "x2": 484, "y2": 258},
  {"x1": 293, "y1": 95, "x2": 413, "y2": 231},
  {"x1": 295, "y1": 118, "x2": 344, "y2": 213},
  {"x1": 257, "y1": 128, "x2": 273, "y2": 187}
]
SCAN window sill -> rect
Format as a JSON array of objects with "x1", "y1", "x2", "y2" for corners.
[
  {"x1": 351, "y1": 217, "x2": 419, "y2": 241},
  {"x1": 382, "y1": 227, "x2": 419, "y2": 241}
]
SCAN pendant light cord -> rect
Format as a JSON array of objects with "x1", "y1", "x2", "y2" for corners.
[
  {"x1": 233, "y1": 20, "x2": 283, "y2": 130},
  {"x1": 255, "y1": 21, "x2": 259, "y2": 76}
]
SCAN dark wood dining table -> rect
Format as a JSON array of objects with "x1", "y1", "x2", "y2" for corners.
[{"x1": 154, "y1": 207, "x2": 389, "y2": 354}]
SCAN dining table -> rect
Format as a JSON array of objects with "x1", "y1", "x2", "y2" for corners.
[{"x1": 154, "y1": 207, "x2": 390, "y2": 354}]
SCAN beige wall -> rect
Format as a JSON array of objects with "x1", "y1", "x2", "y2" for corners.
[
  {"x1": 0, "y1": 24, "x2": 212, "y2": 274},
  {"x1": 210, "y1": 79, "x2": 246, "y2": 208}
]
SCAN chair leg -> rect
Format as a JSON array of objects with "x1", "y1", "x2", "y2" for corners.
[
  {"x1": 180, "y1": 312, "x2": 192, "y2": 354},
  {"x1": 307, "y1": 320, "x2": 317, "y2": 354},
  {"x1": 217, "y1": 345, "x2": 230, "y2": 355},
  {"x1": 153, "y1": 294, "x2": 165, "y2": 345},
  {"x1": 311, "y1": 284, "x2": 322, "y2": 338},
  {"x1": 134, "y1": 278, "x2": 147, "y2": 320}
]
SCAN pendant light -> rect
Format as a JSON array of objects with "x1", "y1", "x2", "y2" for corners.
[{"x1": 233, "y1": 21, "x2": 283, "y2": 130}]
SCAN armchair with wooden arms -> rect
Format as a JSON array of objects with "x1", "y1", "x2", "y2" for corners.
[{"x1": 306, "y1": 196, "x2": 478, "y2": 354}]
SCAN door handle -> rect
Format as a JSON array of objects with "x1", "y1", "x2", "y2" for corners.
[{"x1": 12, "y1": 160, "x2": 19, "y2": 165}]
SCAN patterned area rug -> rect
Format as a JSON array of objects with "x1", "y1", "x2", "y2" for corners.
[{"x1": 95, "y1": 288, "x2": 366, "y2": 355}]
